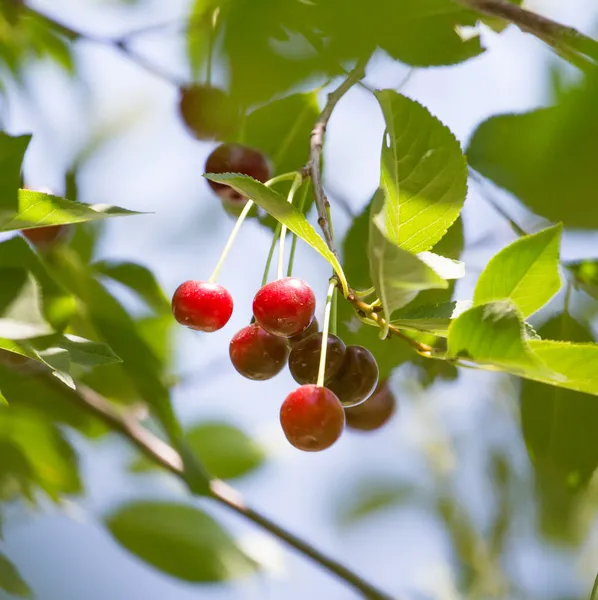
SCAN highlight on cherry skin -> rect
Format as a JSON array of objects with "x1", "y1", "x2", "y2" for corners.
[
  {"x1": 229, "y1": 323, "x2": 290, "y2": 381},
  {"x1": 327, "y1": 345, "x2": 379, "y2": 407},
  {"x1": 288, "y1": 332, "x2": 346, "y2": 385},
  {"x1": 205, "y1": 143, "x2": 272, "y2": 204},
  {"x1": 280, "y1": 384, "x2": 345, "y2": 452},
  {"x1": 171, "y1": 280, "x2": 233, "y2": 332},
  {"x1": 345, "y1": 379, "x2": 396, "y2": 432},
  {"x1": 253, "y1": 277, "x2": 316, "y2": 337}
]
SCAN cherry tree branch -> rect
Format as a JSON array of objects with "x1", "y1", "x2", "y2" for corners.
[
  {"x1": 49, "y1": 379, "x2": 393, "y2": 600},
  {"x1": 309, "y1": 59, "x2": 368, "y2": 255},
  {"x1": 459, "y1": 0, "x2": 598, "y2": 66}
]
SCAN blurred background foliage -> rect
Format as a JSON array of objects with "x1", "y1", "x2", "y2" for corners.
[{"x1": 0, "y1": 0, "x2": 596, "y2": 599}]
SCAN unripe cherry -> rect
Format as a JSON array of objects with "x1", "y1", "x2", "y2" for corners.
[
  {"x1": 253, "y1": 277, "x2": 315, "y2": 337},
  {"x1": 280, "y1": 384, "x2": 345, "y2": 452},
  {"x1": 229, "y1": 323, "x2": 289, "y2": 380},
  {"x1": 171, "y1": 280, "x2": 233, "y2": 332}
]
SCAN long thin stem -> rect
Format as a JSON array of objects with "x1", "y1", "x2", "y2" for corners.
[
  {"x1": 330, "y1": 286, "x2": 338, "y2": 336},
  {"x1": 458, "y1": 0, "x2": 598, "y2": 66},
  {"x1": 208, "y1": 200, "x2": 254, "y2": 282},
  {"x1": 316, "y1": 280, "x2": 337, "y2": 387},
  {"x1": 277, "y1": 174, "x2": 302, "y2": 280},
  {"x1": 262, "y1": 222, "x2": 282, "y2": 287},
  {"x1": 287, "y1": 182, "x2": 309, "y2": 277},
  {"x1": 47, "y1": 377, "x2": 393, "y2": 600},
  {"x1": 309, "y1": 58, "x2": 368, "y2": 255}
]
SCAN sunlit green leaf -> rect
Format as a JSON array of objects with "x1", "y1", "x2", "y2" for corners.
[
  {"x1": 375, "y1": 90, "x2": 467, "y2": 254},
  {"x1": 92, "y1": 260, "x2": 170, "y2": 313},
  {"x1": 474, "y1": 225, "x2": 562, "y2": 317},
  {"x1": 0, "y1": 189, "x2": 142, "y2": 232},
  {"x1": 0, "y1": 552, "x2": 31, "y2": 597},
  {"x1": 204, "y1": 174, "x2": 348, "y2": 293},
  {"x1": 106, "y1": 502, "x2": 257, "y2": 582},
  {"x1": 468, "y1": 69, "x2": 598, "y2": 228},
  {"x1": 391, "y1": 300, "x2": 472, "y2": 336}
]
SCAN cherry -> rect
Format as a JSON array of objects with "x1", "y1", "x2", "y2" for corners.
[
  {"x1": 253, "y1": 277, "x2": 315, "y2": 337},
  {"x1": 288, "y1": 333, "x2": 346, "y2": 385},
  {"x1": 178, "y1": 86, "x2": 240, "y2": 141},
  {"x1": 21, "y1": 224, "x2": 72, "y2": 250},
  {"x1": 345, "y1": 379, "x2": 396, "y2": 432},
  {"x1": 229, "y1": 323, "x2": 290, "y2": 380},
  {"x1": 326, "y1": 345, "x2": 379, "y2": 407},
  {"x1": 289, "y1": 318, "x2": 319, "y2": 346},
  {"x1": 205, "y1": 144, "x2": 271, "y2": 204},
  {"x1": 280, "y1": 384, "x2": 345, "y2": 452},
  {"x1": 171, "y1": 280, "x2": 233, "y2": 332}
]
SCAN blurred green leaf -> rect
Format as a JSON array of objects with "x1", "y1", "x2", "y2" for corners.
[
  {"x1": 0, "y1": 134, "x2": 29, "y2": 222},
  {"x1": 92, "y1": 260, "x2": 170, "y2": 313},
  {"x1": 0, "y1": 390, "x2": 7, "y2": 406},
  {"x1": 374, "y1": 90, "x2": 467, "y2": 254},
  {"x1": 468, "y1": 69, "x2": 598, "y2": 228},
  {"x1": 205, "y1": 174, "x2": 348, "y2": 293},
  {"x1": 391, "y1": 300, "x2": 472, "y2": 336},
  {"x1": 29, "y1": 334, "x2": 121, "y2": 368},
  {"x1": 0, "y1": 189, "x2": 142, "y2": 232},
  {"x1": 474, "y1": 225, "x2": 562, "y2": 317},
  {"x1": 369, "y1": 190, "x2": 449, "y2": 321},
  {"x1": 0, "y1": 269, "x2": 53, "y2": 339},
  {"x1": 25, "y1": 12, "x2": 74, "y2": 74},
  {"x1": 133, "y1": 421, "x2": 264, "y2": 480},
  {"x1": 521, "y1": 314, "x2": 598, "y2": 540},
  {"x1": 0, "y1": 552, "x2": 31, "y2": 597},
  {"x1": 106, "y1": 502, "x2": 257, "y2": 582},
  {"x1": 566, "y1": 259, "x2": 598, "y2": 301}
]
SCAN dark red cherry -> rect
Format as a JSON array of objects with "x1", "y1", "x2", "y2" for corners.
[
  {"x1": 229, "y1": 323, "x2": 290, "y2": 381},
  {"x1": 178, "y1": 86, "x2": 240, "y2": 141},
  {"x1": 280, "y1": 384, "x2": 345, "y2": 452},
  {"x1": 345, "y1": 379, "x2": 396, "y2": 431},
  {"x1": 326, "y1": 345, "x2": 379, "y2": 407},
  {"x1": 205, "y1": 143, "x2": 271, "y2": 204},
  {"x1": 288, "y1": 333, "x2": 346, "y2": 385},
  {"x1": 253, "y1": 277, "x2": 315, "y2": 337},
  {"x1": 289, "y1": 318, "x2": 319, "y2": 346},
  {"x1": 171, "y1": 280, "x2": 233, "y2": 332},
  {"x1": 21, "y1": 224, "x2": 72, "y2": 250}
]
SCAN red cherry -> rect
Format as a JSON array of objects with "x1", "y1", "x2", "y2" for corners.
[
  {"x1": 21, "y1": 224, "x2": 72, "y2": 250},
  {"x1": 345, "y1": 380, "x2": 396, "y2": 432},
  {"x1": 253, "y1": 277, "x2": 315, "y2": 337},
  {"x1": 178, "y1": 86, "x2": 240, "y2": 141},
  {"x1": 205, "y1": 144, "x2": 271, "y2": 204},
  {"x1": 229, "y1": 323, "x2": 290, "y2": 380},
  {"x1": 326, "y1": 345, "x2": 379, "y2": 407},
  {"x1": 288, "y1": 333, "x2": 346, "y2": 385},
  {"x1": 171, "y1": 280, "x2": 233, "y2": 332},
  {"x1": 280, "y1": 384, "x2": 345, "y2": 452}
]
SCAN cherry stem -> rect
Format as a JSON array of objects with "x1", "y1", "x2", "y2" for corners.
[
  {"x1": 208, "y1": 200, "x2": 254, "y2": 283},
  {"x1": 316, "y1": 280, "x2": 337, "y2": 388},
  {"x1": 265, "y1": 172, "x2": 299, "y2": 188},
  {"x1": 262, "y1": 221, "x2": 282, "y2": 287},
  {"x1": 330, "y1": 286, "x2": 338, "y2": 336},
  {"x1": 287, "y1": 181, "x2": 309, "y2": 277},
  {"x1": 277, "y1": 173, "x2": 303, "y2": 280}
]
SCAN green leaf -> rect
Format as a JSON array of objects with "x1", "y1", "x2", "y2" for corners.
[
  {"x1": 29, "y1": 334, "x2": 122, "y2": 368},
  {"x1": 0, "y1": 390, "x2": 7, "y2": 406},
  {"x1": 0, "y1": 552, "x2": 31, "y2": 597},
  {"x1": 566, "y1": 259, "x2": 598, "y2": 301},
  {"x1": 0, "y1": 133, "x2": 29, "y2": 222},
  {"x1": 204, "y1": 174, "x2": 348, "y2": 294},
  {"x1": 241, "y1": 92, "x2": 320, "y2": 178},
  {"x1": 369, "y1": 190, "x2": 448, "y2": 324},
  {"x1": 186, "y1": 0, "x2": 218, "y2": 80},
  {"x1": 0, "y1": 189, "x2": 142, "y2": 232},
  {"x1": 474, "y1": 224, "x2": 562, "y2": 317},
  {"x1": 0, "y1": 269, "x2": 53, "y2": 339},
  {"x1": 133, "y1": 422, "x2": 265, "y2": 480},
  {"x1": 374, "y1": 90, "x2": 467, "y2": 254},
  {"x1": 391, "y1": 300, "x2": 472, "y2": 336},
  {"x1": 467, "y1": 70, "x2": 598, "y2": 228},
  {"x1": 520, "y1": 314, "x2": 598, "y2": 540},
  {"x1": 106, "y1": 502, "x2": 257, "y2": 582},
  {"x1": 92, "y1": 260, "x2": 170, "y2": 313}
]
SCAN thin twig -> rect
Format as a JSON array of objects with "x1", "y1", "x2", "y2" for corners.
[
  {"x1": 459, "y1": 0, "x2": 598, "y2": 66},
  {"x1": 47, "y1": 378, "x2": 393, "y2": 600},
  {"x1": 309, "y1": 58, "x2": 368, "y2": 256}
]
